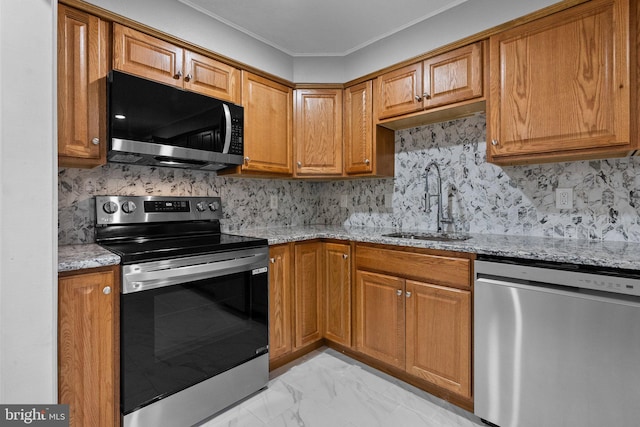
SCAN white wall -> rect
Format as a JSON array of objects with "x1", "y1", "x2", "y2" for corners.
[
  {"x1": 342, "y1": 0, "x2": 561, "y2": 81},
  {"x1": 0, "y1": 0, "x2": 57, "y2": 402},
  {"x1": 85, "y1": 0, "x2": 295, "y2": 81},
  {"x1": 86, "y1": 0, "x2": 564, "y2": 83}
]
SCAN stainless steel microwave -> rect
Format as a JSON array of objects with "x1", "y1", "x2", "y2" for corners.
[{"x1": 108, "y1": 70, "x2": 243, "y2": 171}]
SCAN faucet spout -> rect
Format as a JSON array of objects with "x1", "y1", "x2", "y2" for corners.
[{"x1": 424, "y1": 162, "x2": 444, "y2": 233}]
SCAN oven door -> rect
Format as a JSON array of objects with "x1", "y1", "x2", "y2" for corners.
[{"x1": 120, "y1": 247, "x2": 269, "y2": 417}]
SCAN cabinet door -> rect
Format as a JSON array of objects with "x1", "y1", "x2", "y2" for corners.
[
  {"x1": 355, "y1": 270, "x2": 405, "y2": 369},
  {"x1": 294, "y1": 242, "x2": 324, "y2": 348},
  {"x1": 57, "y1": 5, "x2": 108, "y2": 168},
  {"x1": 184, "y1": 51, "x2": 240, "y2": 103},
  {"x1": 294, "y1": 89, "x2": 343, "y2": 176},
  {"x1": 324, "y1": 243, "x2": 351, "y2": 347},
  {"x1": 269, "y1": 245, "x2": 293, "y2": 360},
  {"x1": 423, "y1": 41, "x2": 484, "y2": 110},
  {"x1": 113, "y1": 24, "x2": 184, "y2": 87},
  {"x1": 375, "y1": 62, "x2": 423, "y2": 120},
  {"x1": 405, "y1": 280, "x2": 471, "y2": 399},
  {"x1": 344, "y1": 81, "x2": 374, "y2": 174},
  {"x1": 241, "y1": 72, "x2": 293, "y2": 175},
  {"x1": 58, "y1": 267, "x2": 119, "y2": 427},
  {"x1": 488, "y1": 0, "x2": 631, "y2": 163}
]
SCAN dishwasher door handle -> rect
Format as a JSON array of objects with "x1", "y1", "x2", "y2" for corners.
[{"x1": 476, "y1": 276, "x2": 640, "y2": 308}]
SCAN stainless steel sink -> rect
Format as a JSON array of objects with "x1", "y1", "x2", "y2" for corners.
[{"x1": 382, "y1": 232, "x2": 471, "y2": 242}]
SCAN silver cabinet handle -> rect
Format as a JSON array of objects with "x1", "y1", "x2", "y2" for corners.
[
  {"x1": 406, "y1": 291, "x2": 412, "y2": 298},
  {"x1": 396, "y1": 289, "x2": 402, "y2": 296},
  {"x1": 244, "y1": 156, "x2": 250, "y2": 164},
  {"x1": 184, "y1": 73, "x2": 192, "y2": 82},
  {"x1": 491, "y1": 139, "x2": 499, "y2": 146},
  {"x1": 342, "y1": 254, "x2": 348, "y2": 259},
  {"x1": 91, "y1": 137, "x2": 100, "y2": 145},
  {"x1": 414, "y1": 95, "x2": 422, "y2": 102},
  {"x1": 102, "y1": 286, "x2": 111, "y2": 295},
  {"x1": 423, "y1": 92, "x2": 431, "y2": 100},
  {"x1": 364, "y1": 158, "x2": 370, "y2": 165},
  {"x1": 297, "y1": 161, "x2": 302, "y2": 168},
  {"x1": 270, "y1": 258, "x2": 275, "y2": 264},
  {"x1": 173, "y1": 70, "x2": 183, "y2": 79}
]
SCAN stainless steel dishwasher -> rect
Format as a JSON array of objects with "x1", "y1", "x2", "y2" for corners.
[{"x1": 474, "y1": 257, "x2": 640, "y2": 427}]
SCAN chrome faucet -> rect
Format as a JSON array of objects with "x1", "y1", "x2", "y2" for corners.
[{"x1": 422, "y1": 161, "x2": 453, "y2": 233}]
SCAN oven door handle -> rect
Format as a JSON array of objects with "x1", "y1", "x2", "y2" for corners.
[{"x1": 122, "y1": 253, "x2": 267, "y2": 294}]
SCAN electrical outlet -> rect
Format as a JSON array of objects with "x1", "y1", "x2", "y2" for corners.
[
  {"x1": 385, "y1": 193, "x2": 393, "y2": 209},
  {"x1": 270, "y1": 195, "x2": 278, "y2": 209},
  {"x1": 340, "y1": 195, "x2": 348, "y2": 208},
  {"x1": 556, "y1": 188, "x2": 573, "y2": 209}
]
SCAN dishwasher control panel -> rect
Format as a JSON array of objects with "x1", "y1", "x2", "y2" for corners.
[{"x1": 475, "y1": 258, "x2": 640, "y2": 298}]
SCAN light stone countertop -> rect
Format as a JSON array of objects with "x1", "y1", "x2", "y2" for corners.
[
  {"x1": 59, "y1": 225, "x2": 640, "y2": 272},
  {"x1": 236, "y1": 225, "x2": 640, "y2": 271},
  {"x1": 58, "y1": 244, "x2": 121, "y2": 273}
]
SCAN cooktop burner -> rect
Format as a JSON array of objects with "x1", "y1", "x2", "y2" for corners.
[
  {"x1": 95, "y1": 195, "x2": 267, "y2": 264},
  {"x1": 99, "y1": 233, "x2": 267, "y2": 264}
]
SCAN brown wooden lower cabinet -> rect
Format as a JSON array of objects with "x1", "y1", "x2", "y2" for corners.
[
  {"x1": 405, "y1": 280, "x2": 471, "y2": 399},
  {"x1": 58, "y1": 265, "x2": 119, "y2": 427},
  {"x1": 269, "y1": 241, "x2": 324, "y2": 367},
  {"x1": 354, "y1": 244, "x2": 474, "y2": 406},
  {"x1": 268, "y1": 244, "x2": 293, "y2": 360},
  {"x1": 267, "y1": 240, "x2": 473, "y2": 410},
  {"x1": 294, "y1": 242, "x2": 324, "y2": 348},
  {"x1": 354, "y1": 270, "x2": 405, "y2": 368},
  {"x1": 323, "y1": 242, "x2": 351, "y2": 347}
]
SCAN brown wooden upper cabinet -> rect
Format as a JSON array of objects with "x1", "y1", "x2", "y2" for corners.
[
  {"x1": 375, "y1": 41, "x2": 485, "y2": 122},
  {"x1": 113, "y1": 24, "x2": 240, "y2": 103},
  {"x1": 294, "y1": 88, "x2": 343, "y2": 177},
  {"x1": 344, "y1": 81, "x2": 395, "y2": 176},
  {"x1": 228, "y1": 71, "x2": 293, "y2": 176},
  {"x1": 488, "y1": 0, "x2": 638, "y2": 165},
  {"x1": 57, "y1": 5, "x2": 109, "y2": 168}
]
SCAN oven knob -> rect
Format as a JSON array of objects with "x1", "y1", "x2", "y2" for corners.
[
  {"x1": 208, "y1": 201, "x2": 220, "y2": 212},
  {"x1": 121, "y1": 201, "x2": 137, "y2": 214},
  {"x1": 196, "y1": 201, "x2": 207, "y2": 212},
  {"x1": 103, "y1": 201, "x2": 119, "y2": 214}
]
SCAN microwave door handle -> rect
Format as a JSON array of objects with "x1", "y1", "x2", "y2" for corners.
[{"x1": 222, "y1": 104, "x2": 232, "y2": 154}]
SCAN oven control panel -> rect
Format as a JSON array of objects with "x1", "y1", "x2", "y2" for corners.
[{"x1": 96, "y1": 196, "x2": 223, "y2": 225}]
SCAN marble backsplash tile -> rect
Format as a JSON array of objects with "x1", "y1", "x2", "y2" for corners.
[
  {"x1": 318, "y1": 113, "x2": 640, "y2": 242},
  {"x1": 58, "y1": 113, "x2": 640, "y2": 245},
  {"x1": 58, "y1": 165, "x2": 320, "y2": 245}
]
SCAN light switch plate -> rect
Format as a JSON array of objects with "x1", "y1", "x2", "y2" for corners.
[
  {"x1": 270, "y1": 195, "x2": 278, "y2": 209},
  {"x1": 556, "y1": 188, "x2": 573, "y2": 209},
  {"x1": 340, "y1": 195, "x2": 348, "y2": 208}
]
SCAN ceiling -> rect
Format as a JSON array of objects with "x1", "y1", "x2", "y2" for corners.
[{"x1": 178, "y1": 0, "x2": 470, "y2": 57}]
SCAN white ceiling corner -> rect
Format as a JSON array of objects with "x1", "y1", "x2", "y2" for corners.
[{"x1": 177, "y1": 0, "x2": 470, "y2": 57}]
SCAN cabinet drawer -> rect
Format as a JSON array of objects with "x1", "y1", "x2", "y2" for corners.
[{"x1": 356, "y1": 245, "x2": 471, "y2": 289}]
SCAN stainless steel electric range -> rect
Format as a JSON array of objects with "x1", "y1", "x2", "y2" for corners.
[{"x1": 95, "y1": 195, "x2": 269, "y2": 427}]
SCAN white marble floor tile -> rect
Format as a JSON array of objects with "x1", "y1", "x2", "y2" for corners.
[{"x1": 199, "y1": 347, "x2": 484, "y2": 427}]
